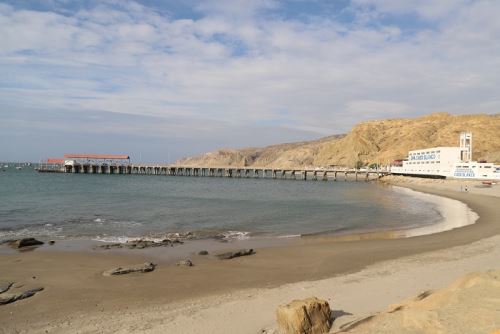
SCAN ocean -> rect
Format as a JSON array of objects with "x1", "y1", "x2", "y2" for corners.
[{"x1": 0, "y1": 166, "x2": 444, "y2": 242}]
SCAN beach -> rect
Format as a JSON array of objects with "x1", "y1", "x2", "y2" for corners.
[
  {"x1": 1, "y1": 177, "x2": 499, "y2": 333},
  {"x1": 4, "y1": 0, "x2": 500, "y2": 332}
]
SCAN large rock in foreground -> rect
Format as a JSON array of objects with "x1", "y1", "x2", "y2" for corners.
[
  {"x1": 103, "y1": 262, "x2": 156, "y2": 276},
  {"x1": 276, "y1": 297, "x2": 332, "y2": 334}
]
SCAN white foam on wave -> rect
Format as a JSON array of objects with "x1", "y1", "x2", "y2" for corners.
[
  {"x1": 276, "y1": 234, "x2": 301, "y2": 239},
  {"x1": 92, "y1": 236, "x2": 166, "y2": 244},
  {"x1": 92, "y1": 230, "x2": 253, "y2": 243},
  {"x1": 110, "y1": 220, "x2": 142, "y2": 227},
  {"x1": 221, "y1": 231, "x2": 251, "y2": 240},
  {"x1": 0, "y1": 225, "x2": 63, "y2": 239},
  {"x1": 391, "y1": 186, "x2": 479, "y2": 237}
]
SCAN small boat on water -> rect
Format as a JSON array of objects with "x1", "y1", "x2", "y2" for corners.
[{"x1": 15, "y1": 166, "x2": 22, "y2": 170}]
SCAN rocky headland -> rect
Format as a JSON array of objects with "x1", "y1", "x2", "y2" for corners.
[{"x1": 176, "y1": 113, "x2": 500, "y2": 168}]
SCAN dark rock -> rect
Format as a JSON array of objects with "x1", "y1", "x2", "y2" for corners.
[
  {"x1": 0, "y1": 287, "x2": 44, "y2": 305},
  {"x1": 0, "y1": 281, "x2": 13, "y2": 294},
  {"x1": 198, "y1": 250, "x2": 209, "y2": 255},
  {"x1": 176, "y1": 259, "x2": 193, "y2": 267},
  {"x1": 128, "y1": 239, "x2": 171, "y2": 249},
  {"x1": 103, "y1": 262, "x2": 156, "y2": 276},
  {"x1": 11, "y1": 238, "x2": 44, "y2": 248},
  {"x1": 48, "y1": 240, "x2": 55, "y2": 245},
  {"x1": 216, "y1": 249, "x2": 255, "y2": 260},
  {"x1": 98, "y1": 243, "x2": 123, "y2": 250}
]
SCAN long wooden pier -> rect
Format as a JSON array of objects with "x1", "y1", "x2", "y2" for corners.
[{"x1": 38, "y1": 164, "x2": 388, "y2": 181}]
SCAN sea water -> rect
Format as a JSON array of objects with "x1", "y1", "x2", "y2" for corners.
[{"x1": 0, "y1": 167, "x2": 444, "y2": 242}]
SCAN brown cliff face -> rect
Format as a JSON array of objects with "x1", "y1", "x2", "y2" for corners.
[{"x1": 176, "y1": 113, "x2": 500, "y2": 168}]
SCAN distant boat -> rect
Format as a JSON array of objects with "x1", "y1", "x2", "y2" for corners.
[
  {"x1": 15, "y1": 166, "x2": 22, "y2": 170},
  {"x1": 3, "y1": 165, "x2": 8, "y2": 168}
]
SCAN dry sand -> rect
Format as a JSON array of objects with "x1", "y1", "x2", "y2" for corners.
[
  {"x1": 344, "y1": 269, "x2": 500, "y2": 334},
  {"x1": 1, "y1": 177, "x2": 499, "y2": 333},
  {"x1": 381, "y1": 174, "x2": 500, "y2": 198}
]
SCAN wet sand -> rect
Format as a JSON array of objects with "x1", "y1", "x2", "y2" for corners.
[{"x1": 1, "y1": 179, "x2": 499, "y2": 333}]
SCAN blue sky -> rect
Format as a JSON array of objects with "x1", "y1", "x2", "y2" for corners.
[{"x1": 1, "y1": 0, "x2": 499, "y2": 162}]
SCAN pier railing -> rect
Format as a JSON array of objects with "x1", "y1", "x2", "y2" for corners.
[{"x1": 38, "y1": 164, "x2": 388, "y2": 181}]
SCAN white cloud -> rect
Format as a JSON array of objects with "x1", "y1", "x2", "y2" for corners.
[{"x1": 0, "y1": 0, "x2": 499, "y2": 147}]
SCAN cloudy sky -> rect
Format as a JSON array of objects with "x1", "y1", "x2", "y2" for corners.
[{"x1": 1, "y1": 0, "x2": 499, "y2": 162}]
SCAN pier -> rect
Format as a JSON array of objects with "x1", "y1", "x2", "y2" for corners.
[
  {"x1": 37, "y1": 154, "x2": 388, "y2": 181},
  {"x1": 39, "y1": 164, "x2": 387, "y2": 181}
]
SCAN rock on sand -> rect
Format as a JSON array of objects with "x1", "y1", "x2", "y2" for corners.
[
  {"x1": 176, "y1": 259, "x2": 193, "y2": 267},
  {"x1": 103, "y1": 262, "x2": 156, "y2": 276},
  {"x1": 276, "y1": 297, "x2": 332, "y2": 334},
  {"x1": 10, "y1": 238, "x2": 44, "y2": 248},
  {"x1": 0, "y1": 281, "x2": 13, "y2": 294},
  {"x1": 216, "y1": 249, "x2": 255, "y2": 260},
  {"x1": 0, "y1": 286, "x2": 44, "y2": 305}
]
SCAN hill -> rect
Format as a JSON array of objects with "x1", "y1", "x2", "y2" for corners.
[{"x1": 175, "y1": 113, "x2": 500, "y2": 168}]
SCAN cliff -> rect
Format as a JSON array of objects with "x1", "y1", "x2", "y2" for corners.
[{"x1": 176, "y1": 113, "x2": 500, "y2": 168}]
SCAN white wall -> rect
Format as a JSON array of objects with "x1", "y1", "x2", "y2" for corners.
[{"x1": 392, "y1": 147, "x2": 461, "y2": 177}]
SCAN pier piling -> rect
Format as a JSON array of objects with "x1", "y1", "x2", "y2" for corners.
[{"x1": 41, "y1": 163, "x2": 387, "y2": 182}]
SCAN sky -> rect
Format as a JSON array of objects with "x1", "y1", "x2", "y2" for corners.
[{"x1": 1, "y1": 0, "x2": 499, "y2": 163}]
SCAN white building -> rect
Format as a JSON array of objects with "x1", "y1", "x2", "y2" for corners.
[{"x1": 391, "y1": 132, "x2": 500, "y2": 180}]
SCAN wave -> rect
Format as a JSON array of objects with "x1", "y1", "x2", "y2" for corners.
[
  {"x1": 92, "y1": 229, "x2": 252, "y2": 244},
  {"x1": 299, "y1": 186, "x2": 479, "y2": 240},
  {"x1": 391, "y1": 186, "x2": 479, "y2": 237},
  {"x1": 0, "y1": 223, "x2": 63, "y2": 240}
]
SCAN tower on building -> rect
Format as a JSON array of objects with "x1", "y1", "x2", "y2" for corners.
[{"x1": 459, "y1": 132, "x2": 472, "y2": 162}]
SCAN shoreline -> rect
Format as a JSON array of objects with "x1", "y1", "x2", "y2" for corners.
[{"x1": 1, "y1": 178, "x2": 499, "y2": 332}]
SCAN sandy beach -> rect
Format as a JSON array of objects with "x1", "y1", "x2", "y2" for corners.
[
  {"x1": 1, "y1": 177, "x2": 499, "y2": 333},
  {"x1": 4, "y1": 0, "x2": 500, "y2": 332}
]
